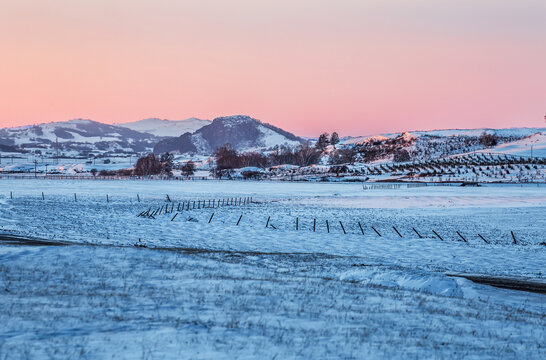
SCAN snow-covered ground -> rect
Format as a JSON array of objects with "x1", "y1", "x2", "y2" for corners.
[
  {"x1": 476, "y1": 132, "x2": 546, "y2": 158},
  {"x1": 0, "y1": 155, "x2": 136, "y2": 174},
  {"x1": 0, "y1": 180, "x2": 545, "y2": 358}
]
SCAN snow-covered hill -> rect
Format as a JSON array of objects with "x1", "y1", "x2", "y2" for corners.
[
  {"x1": 341, "y1": 127, "x2": 546, "y2": 146},
  {"x1": 117, "y1": 118, "x2": 211, "y2": 137},
  {"x1": 0, "y1": 119, "x2": 158, "y2": 156},
  {"x1": 0, "y1": 116, "x2": 303, "y2": 157},
  {"x1": 475, "y1": 132, "x2": 546, "y2": 158},
  {"x1": 154, "y1": 115, "x2": 303, "y2": 155},
  {"x1": 339, "y1": 127, "x2": 546, "y2": 163}
]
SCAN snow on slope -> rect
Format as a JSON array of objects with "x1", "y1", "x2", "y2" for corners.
[
  {"x1": 342, "y1": 135, "x2": 389, "y2": 145},
  {"x1": 476, "y1": 132, "x2": 546, "y2": 157},
  {"x1": 2, "y1": 119, "x2": 121, "y2": 146},
  {"x1": 117, "y1": 118, "x2": 211, "y2": 137},
  {"x1": 341, "y1": 127, "x2": 546, "y2": 145},
  {"x1": 255, "y1": 125, "x2": 302, "y2": 149}
]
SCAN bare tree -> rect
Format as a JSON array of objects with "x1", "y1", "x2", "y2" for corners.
[
  {"x1": 134, "y1": 154, "x2": 162, "y2": 176},
  {"x1": 214, "y1": 143, "x2": 242, "y2": 170},
  {"x1": 295, "y1": 142, "x2": 321, "y2": 166}
]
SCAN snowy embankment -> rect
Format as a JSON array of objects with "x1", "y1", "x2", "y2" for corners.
[{"x1": 0, "y1": 180, "x2": 545, "y2": 358}]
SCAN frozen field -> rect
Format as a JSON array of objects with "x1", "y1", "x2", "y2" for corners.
[{"x1": 0, "y1": 179, "x2": 545, "y2": 358}]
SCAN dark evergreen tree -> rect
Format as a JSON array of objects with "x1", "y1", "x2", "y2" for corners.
[
  {"x1": 330, "y1": 132, "x2": 340, "y2": 149},
  {"x1": 315, "y1": 133, "x2": 330, "y2": 151}
]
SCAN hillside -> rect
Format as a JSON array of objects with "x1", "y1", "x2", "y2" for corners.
[
  {"x1": 339, "y1": 128, "x2": 546, "y2": 164},
  {"x1": 475, "y1": 132, "x2": 546, "y2": 158},
  {"x1": 341, "y1": 127, "x2": 546, "y2": 145},
  {"x1": 153, "y1": 115, "x2": 303, "y2": 155},
  {"x1": 0, "y1": 119, "x2": 158, "y2": 156}
]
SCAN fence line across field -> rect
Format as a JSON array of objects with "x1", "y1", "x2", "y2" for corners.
[
  {"x1": 3, "y1": 190, "x2": 533, "y2": 245},
  {"x1": 6, "y1": 191, "x2": 255, "y2": 207},
  {"x1": 139, "y1": 204, "x2": 525, "y2": 246}
]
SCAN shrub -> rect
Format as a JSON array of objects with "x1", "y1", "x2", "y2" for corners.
[
  {"x1": 393, "y1": 149, "x2": 411, "y2": 162},
  {"x1": 328, "y1": 148, "x2": 356, "y2": 165},
  {"x1": 479, "y1": 132, "x2": 498, "y2": 147},
  {"x1": 181, "y1": 161, "x2": 195, "y2": 176},
  {"x1": 98, "y1": 169, "x2": 116, "y2": 176},
  {"x1": 241, "y1": 170, "x2": 264, "y2": 180}
]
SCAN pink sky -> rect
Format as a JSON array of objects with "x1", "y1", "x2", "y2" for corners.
[{"x1": 0, "y1": 0, "x2": 545, "y2": 136}]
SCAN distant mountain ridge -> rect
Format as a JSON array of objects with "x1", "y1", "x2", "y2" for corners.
[
  {"x1": 153, "y1": 115, "x2": 304, "y2": 155},
  {"x1": 0, "y1": 117, "x2": 544, "y2": 160},
  {"x1": 0, "y1": 119, "x2": 158, "y2": 155},
  {"x1": 117, "y1": 118, "x2": 211, "y2": 137},
  {"x1": 0, "y1": 116, "x2": 305, "y2": 156}
]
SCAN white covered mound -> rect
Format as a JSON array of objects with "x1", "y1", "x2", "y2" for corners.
[{"x1": 478, "y1": 132, "x2": 546, "y2": 157}]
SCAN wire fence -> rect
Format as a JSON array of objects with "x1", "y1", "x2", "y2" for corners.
[{"x1": 134, "y1": 202, "x2": 539, "y2": 247}]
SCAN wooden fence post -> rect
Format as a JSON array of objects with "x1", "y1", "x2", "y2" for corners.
[
  {"x1": 339, "y1": 221, "x2": 347, "y2": 234},
  {"x1": 236, "y1": 214, "x2": 243, "y2": 226},
  {"x1": 456, "y1": 231, "x2": 467, "y2": 242},
  {"x1": 209, "y1": 213, "x2": 214, "y2": 223},
  {"x1": 358, "y1": 222, "x2": 364, "y2": 235},
  {"x1": 412, "y1": 227, "x2": 423, "y2": 239},
  {"x1": 371, "y1": 226, "x2": 381, "y2": 237},
  {"x1": 432, "y1": 230, "x2": 443, "y2": 241},
  {"x1": 266, "y1": 216, "x2": 270, "y2": 228},
  {"x1": 393, "y1": 226, "x2": 402, "y2": 238}
]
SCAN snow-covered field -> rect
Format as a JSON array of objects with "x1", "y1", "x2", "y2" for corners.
[{"x1": 1, "y1": 180, "x2": 545, "y2": 358}]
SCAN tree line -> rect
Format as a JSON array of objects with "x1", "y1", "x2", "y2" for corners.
[
  {"x1": 96, "y1": 131, "x2": 503, "y2": 178},
  {"x1": 92, "y1": 153, "x2": 196, "y2": 177}
]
